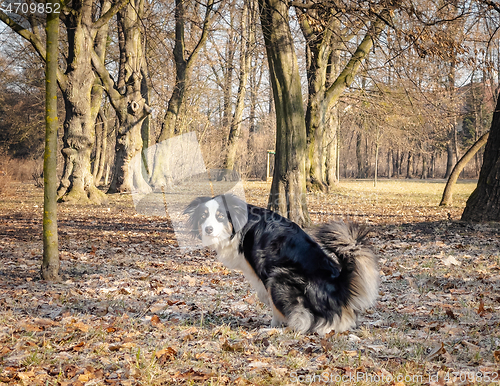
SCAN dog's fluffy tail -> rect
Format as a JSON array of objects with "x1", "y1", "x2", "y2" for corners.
[{"x1": 313, "y1": 221, "x2": 379, "y2": 333}]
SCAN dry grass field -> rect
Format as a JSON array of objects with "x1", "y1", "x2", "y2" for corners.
[{"x1": 1, "y1": 179, "x2": 499, "y2": 385}]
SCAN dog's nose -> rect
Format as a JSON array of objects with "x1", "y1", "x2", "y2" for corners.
[{"x1": 205, "y1": 226, "x2": 213, "y2": 235}]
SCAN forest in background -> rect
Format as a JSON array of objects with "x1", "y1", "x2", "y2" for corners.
[{"x1": 1, "y1": 0, "x2": 499, "y2": 189}]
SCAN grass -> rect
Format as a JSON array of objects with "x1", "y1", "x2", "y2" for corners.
[{"x1": 0, "y1": 179, "x2": 499, "y2": 385}]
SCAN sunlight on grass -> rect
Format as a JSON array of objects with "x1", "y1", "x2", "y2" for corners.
[{"x1": 333, "y1": 179, "x2": 476, "y2": 207}]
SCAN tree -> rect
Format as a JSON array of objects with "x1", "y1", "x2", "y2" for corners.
[
  {"x1": 41, "y1": 0, "x2": 61, "y2": 282},
  {"x1": 149, "y1": 0, "x2": 215, "y2": 189},
  {"x1": 0, "y1": 0, "x2": 128, "y2": 203},
  {"x1": 223, "y1": 0, "x2": 257, "y2": 171},
  {"x1": 461, "y1": 95, "x2": 500, "y2": 221},
  {"x1": 293, "y1": 1, "x2": 394, "y2": 191},
  {"x1": 91, "y1": 0, "x2": 152, "y2": 194},
  {"x1": 440, "y1": 131, "x2": 489, "y2": 206},
  {"x1": 92, "y1": 106, "x2": 110, "y2": 185},
  {"x1": 258, "y1": 0, "x2": 310, "y2": 227}
]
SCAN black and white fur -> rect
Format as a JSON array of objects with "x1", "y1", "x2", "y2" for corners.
[{"x1": 184, "y1": 194, "x2": 379, "y2": 335}]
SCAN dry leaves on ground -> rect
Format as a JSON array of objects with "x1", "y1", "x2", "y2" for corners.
[{"x1": 0, "y1": 181, "x2": 499, "y2": 385}]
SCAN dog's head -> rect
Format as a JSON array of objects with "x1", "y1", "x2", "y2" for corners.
[{"x1": 183, "y1": 194, "x2": 248, "y2": 246}]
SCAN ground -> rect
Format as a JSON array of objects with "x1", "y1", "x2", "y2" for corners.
[{"x1": 0, "y1": 180, "x2": 499, "y2": 386}]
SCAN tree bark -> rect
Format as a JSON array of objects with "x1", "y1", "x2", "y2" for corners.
[
  {"x1": 406, "y1": 151, "x2": 413, "y2": 178},
  {"x1": 41, "y1": 0, "x2": 60, "y2": 282},
  {"x1": 356, "y1": 132, "x2": 366, "y2": 178},
  {"x1": 259, "y1": 0, "x2": 310, "y2": 227},
  {"x1": 440, "y1": 131, "x2": 489, "y2": 206},
  {"x1": 93, "y1": 106, "x2": 108, "y2": 185},
  {"x1": 461, "y1": 93, "x2": 500, "y2": 221}
]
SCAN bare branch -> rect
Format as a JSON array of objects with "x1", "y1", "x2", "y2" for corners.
[
  {"x1": 90, "y1": 49, "x2": 123, "y2": 109},
  {"x1": 0, "y1": 10, "x2": 67, "y2": 90},
  {"x1": 93, "y1": 0, "x2": 130, "y2": 30}
]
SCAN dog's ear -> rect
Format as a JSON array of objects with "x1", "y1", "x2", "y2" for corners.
[
  {"x1": 221, "y1": 194, "x2": 248, "y2": 233},
  {"x1": 184, "y1": 197, "x2": 211, "y2": 238},
  {"x1": 183, "y1": 196, "x2": 210, "y2": 216}
]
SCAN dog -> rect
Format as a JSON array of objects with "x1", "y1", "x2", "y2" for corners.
[{"x1": 183, "y1": 194, "x2": 378, "y2": 335}]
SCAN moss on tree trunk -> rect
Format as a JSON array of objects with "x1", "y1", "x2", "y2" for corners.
[{"x1": 41, "y1": 0, "x2": 61, "y2": 282}]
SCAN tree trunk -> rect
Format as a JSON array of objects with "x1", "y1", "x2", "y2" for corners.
[
  {"x1": 149, "y1": 0, "x2": 214, "y2": 189},
  {"x1": 223, "y1": 0, "x2": 255, "y2": 172},
  {"x1": 430, "y1": 152, "x2": 435, "y2": 178},
  {"x1": 462, "y1": 95, "x2": 500, "y2": 221},
  {"x1": 56, "y1": 1, "x2": 114, "y2": 204},
  {"x1": 222, "y1": 17, "x2": 235, "y2": 131},
  {"x1": 99, "y1": 0, "x2": 151, "y2": 194},
  {"x1": 259, "y1": 0, "x2": 310, "y2": 227},
  {"x1": 356, "y1": 132, "x2": 365, "y2": 178},
  {"x1": 441, "y1": 131, "x2": 489, "y2": 206},
  {"x1": 141, "y1": 66, "x2": 150, "y2": 151},
  {"x1": 93, "y1": 106, "x2": 108, "y2": 185},
  {"x1": 374, "y1": 136, "x2": 379, "y2": 187},
  {"x1": 406, "y1": 151, "x2": 413, "y2": 178},
  {"x1": 392, "y1": 148, "x2": 399, "y2": 177},
  {"x1": 93, "y1": 109, "x2": 104, "y2": 180},
  {"x1": 421, "y1": 154, "x2": 427, "y2": 179},
  {"x1": 41, "y1": 1, "x2": 61, "y2": 281},
  {"x1": 325, "y1": 106, "x2": 338, "y2": 186},
  {"x1": 295, "y1": 4, "x2": 390, "y2": 191},
  {"x1": 387, "y1": 150, "x2": 392, "y2": 178}
]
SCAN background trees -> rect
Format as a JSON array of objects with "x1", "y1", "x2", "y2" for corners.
[{"x1": 1, "y1": 0, "x2": 500, "y2": 222}]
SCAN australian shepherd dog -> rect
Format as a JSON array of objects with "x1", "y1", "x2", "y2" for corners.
[{"x1": 184, "y1": 194, "x2": 378, "y2": 335}]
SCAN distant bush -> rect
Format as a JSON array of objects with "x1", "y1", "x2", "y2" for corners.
[{"x1": 0, "y1": 156, "x2": 43, "y2": 191}]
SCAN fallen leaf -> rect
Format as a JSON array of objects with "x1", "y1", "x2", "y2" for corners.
[
  {"x1": 477, "y1": 299, "x2": 485, "y2": 315},
  {"x1": 72, "y1": 341, "x2": 85, "y2": 352},
  {"x1": 16, "y1": 371, "x2": 35, "y2": 381},
  {"x1": 222, "y1": 339, "x2": 245, "y2": 352},
  {"x1": 108, "y1": 343, "x2": 123, "y2": 352},
  {"x1": 21, "y1": 322, "x2": 43, "y2": 332},
  {"x1": 78, "y1": 372, "x2": 94, "y2": 382},
  {"x1": 247, "y1": 361, "x2": 269, "y2": 369},
  {"x1": 442, "y1": 255, "x2": 460, "y2": 266},
  {"x1": 73, "y1": 321, "x2": 90, "y2": 333},
  {"x1": 445, "y1": 309, "x2": 457, "y2": 319},
  {"x1": 64, "y1": 365, "x2": 78, "y2": 378},
  {"x1": 426, "y1": 342, "x2": 446, "y2": 361},
  {"x1": 156, "y1": 347, "x2": 177, "y2": 365},
  {"x1": 0, "y1": 346, "x2": 11, "y2": 356},
  {"x1": 173, "y1": 368, "x2": 215, "y2": 381},
  {"x1": 150, "y1": 315, "x2": 164, "y2": 328}
]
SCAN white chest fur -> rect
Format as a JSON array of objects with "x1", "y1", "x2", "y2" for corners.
[{"x1": 214, "y1": 235, "x2": 270, "y2": 307}]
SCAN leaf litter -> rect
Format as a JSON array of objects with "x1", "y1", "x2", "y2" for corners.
[{"x1": 0, "y1": 181, "x2": 499, "y2": 385}]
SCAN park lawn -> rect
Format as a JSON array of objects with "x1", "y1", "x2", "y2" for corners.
[{"x1": 0, "y1": 179, "x2": 499, "y2": 385}]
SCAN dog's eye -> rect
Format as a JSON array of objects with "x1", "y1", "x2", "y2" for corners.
[
  {"x1": 216, "y1": 212, "x2": 226, "y2": 220},
  {"x1": 201, "y1": 212, "x2": 208, "y2": 220}
]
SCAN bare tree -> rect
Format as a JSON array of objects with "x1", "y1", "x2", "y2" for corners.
[
  {"x1": 293, "y1": 1, "x2": 394, "y2": 191},
  {"x1": 91, "y1": 0, "x2": 152, "y2": 193},
  {"x1": 0, "y1": 0, "x2": 128, "y2": 203},
  {"x1": 149, "y1": 0, "x2": 215, "y2": 189},
  {"x1": 223, "y1": 0, "x2": 257, "y2": 172},
  {"x1": 259, "y1": 0, "x2": 310, "y2": 227}
]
